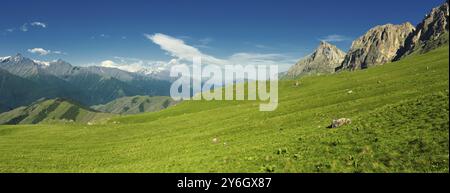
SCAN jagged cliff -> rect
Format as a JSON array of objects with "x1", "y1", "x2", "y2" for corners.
[
  {"x1": 395, "y1": 1, "x2": 449, "y2": 60},
  {"x1": 337, "y1": 23, "x2": 415, "y2": 71}
]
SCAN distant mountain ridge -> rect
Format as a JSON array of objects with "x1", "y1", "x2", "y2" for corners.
[
  {"x1": 283, "y1": 1, "x2": 449, "y2": 77},
  {"x1": 0, "y1": 55, "x2": 172, "y2": 112},
  {"x1": 92, "y1": 95, "x2": 178, "y2": 114}
]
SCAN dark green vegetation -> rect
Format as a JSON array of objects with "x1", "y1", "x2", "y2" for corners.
[
  {"x1": 92, "y1": 96, "x2": 178, "y2": 114},
  {"x1": 0, "y1": 68, "x2": 82, "y2": 113},
  {"x1": 0, "y1": 55, "x2": 171, "y2": 113},
  {"x1": 0, "y1": 45, "x2": 447, "y2": 172},
  {"x1": 0, "y1": 98, "x2": 113, "y2": 125}
]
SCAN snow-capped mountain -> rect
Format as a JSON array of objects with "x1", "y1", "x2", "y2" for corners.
[
  {"x1": 0, "y1": 56, "x2": 11, "y2": 62},
  {"x1": 0, "y1": 54, "x2": 172, "y2": 112}
]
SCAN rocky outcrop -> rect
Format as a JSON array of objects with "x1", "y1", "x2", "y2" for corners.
[
  {"x1": 337, "y1": 23, "x2": 415, "y2": 71},
  {"x1": 286, "y1": 41, "x2": 346, "y2": 78},
  {"x1": 395, "y1": 1, "x2": 449, "y2": 60}
]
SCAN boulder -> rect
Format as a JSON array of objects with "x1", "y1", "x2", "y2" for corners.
[{"x1": 328, "y1": 118, "x2": 352, "y2": 128}]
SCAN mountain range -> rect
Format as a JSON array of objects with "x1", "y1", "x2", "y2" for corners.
[
  {"x1": 0, "y1": 55, "x2": 172, "y2": 113},
  {"x1": 91, "y1": 95, "x2": 178, "y2": 115},
  {"x1": 395, "y1": 0, "x2": 449, "y2": 59},
  {"x1": 287, "y1": 1, "x2": 449, "y2": 77}
]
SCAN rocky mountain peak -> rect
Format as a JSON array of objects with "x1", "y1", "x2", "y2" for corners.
[
  {"x1": 315, "y1": 41, "x2": 345, "y2": 60},
  {"x1": 50, "y1": 59, "x2": 72, "y2": 67},
  {"x1": 286, "y1": 41, "x2": 346, "y2": 77},
  {"x1": 395, "y1": 1, "x2": 449, "y2": 59},
  {"x1": 11, "y1": 53, "x2": 26, "y2": 62},
  {"x1": 337, "y1": 22, "x2": 415, "y2": 71},
  {"x1": 1, "y1": 54, "x2": 37, "y2": 65}
]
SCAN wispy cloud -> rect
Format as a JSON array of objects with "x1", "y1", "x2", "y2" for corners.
[
  {"x1": 319, "y1": 34, "x2": 351, "y2": 42},
  {"x1": 193, "y1": 37, "x2": 214, "y2": 49},
  {"x1": 27, "y1": 48, "x2": 66, "y2": 56},
  {"x1": 145, "y1": 33, "x2": 227, "y2": 65},
  {"x1": 254, "y1": 44, "x2": 272, "y2": 49},
  {"x1": 30, "y1": 22, "x2": 47, "y2": 28},
  {"x1": 20, "y1": 24, "x2": 28, "y2": 32},
  {"x1": 198, "y1": 37, "x2": 213, "y2": 45},
  {"x1": 145, "y1": 33, "x2": 296, "y2": 69},
  {"x1": 97, "y1": 33, "x2": 297, "y2": 75},
  {"x1": 92, "y1": 34, "x2": 130, "y2": 40},
  {"x1": 3, "y1": 21, "x2": 47, "y2": 34}
]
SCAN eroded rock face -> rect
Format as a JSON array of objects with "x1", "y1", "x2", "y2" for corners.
[
  {"x1": 337, "y1": 23, "x2": 415, "y2": 71},
  {"x1": 395, "y1": 1, "x2": 449, "y2": 59},
  {"x1": 286, "y1": 41, "x2": 346, "y2": 78}
]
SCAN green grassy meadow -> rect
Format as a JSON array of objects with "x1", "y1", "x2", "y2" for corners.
[{"x1": 0, "y1": 46, "x2": 448, "y2": 173}]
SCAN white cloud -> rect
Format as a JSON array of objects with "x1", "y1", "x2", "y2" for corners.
[
  {"x1": 229, "y1": 53, "x2": 294, "y2": 66},
  {"x1": 20, "y1": 24, "x2": 28, "y2": 32},
  {"x1": 320, "y1": 34, "x2": 350, "y2": 42},
  {"x1": 30, "y1": 22, "x2": 47, "y2": 28},
  {"x1": 5, "y1": 22, "x2": 47, "y2": 33},
  {"x1": 145, "y1": 33, "x2": 227, "y2": 66},
  {"x1": 145, "y1": 33, "x2": 297, "y2": 71},
  {"x1": 27, "y1": 48, "x2": 65, "y2": 56},
  {"x1": 98, "y1": 33, "x2": 297, "y2": 76},
  {"x1": 28, "y1": 48, "x2": 50, "y2": 55}
]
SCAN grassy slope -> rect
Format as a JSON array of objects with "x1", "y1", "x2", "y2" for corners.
[
  {"x1": 91, "y1": 96, "x2": 177, "y2": 115},
  {"x1": 0, "y1": 98, "x2": 113, "y2": 124},
  {"x1": 0, "y1": 46, "x2": 448, "y2": 172}
]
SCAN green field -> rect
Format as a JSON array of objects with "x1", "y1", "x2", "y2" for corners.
[{"x1": 0, "y1": 46, "x2": 448, "y2": 173}]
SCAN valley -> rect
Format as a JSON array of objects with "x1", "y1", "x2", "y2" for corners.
[
  {"x1": 0, "y1": 0, "x2": 448, "y2": 173},
  {"x1": 0, "y1": 45, "x2": 447, "y2": 172}
]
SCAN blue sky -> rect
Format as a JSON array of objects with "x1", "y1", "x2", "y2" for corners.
[{"x1": 0, "y1": 0, "x2": 445, "y2": 71}]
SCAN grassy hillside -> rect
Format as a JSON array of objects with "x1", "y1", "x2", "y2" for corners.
[
  {"x1": 91, "y1": 96, "x2": 177, "y2": 115},
  {"x1": 0, "y1": 98, "x2": 113, "y2": 125},
  {"x1": 0, "y1": 46, "x2": 448, "y2": 172}
]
